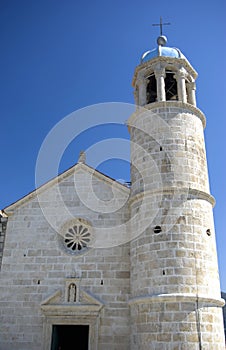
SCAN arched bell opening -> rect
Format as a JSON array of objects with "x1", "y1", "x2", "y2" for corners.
[
  {"x1": 146, "y1": 73, "x2": 157, "y2": 104},
  {"x1": 165, "y1": 71, "x2": 178, "y2": 101}
]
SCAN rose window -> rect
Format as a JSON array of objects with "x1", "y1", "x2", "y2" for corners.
[{"x1": 63, "y1": 224, "x2": 91, "y2": 252}]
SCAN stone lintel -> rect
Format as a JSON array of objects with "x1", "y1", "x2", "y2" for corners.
[{"x1": 41, "y1": 304, "x2": 103, "y2": 316}]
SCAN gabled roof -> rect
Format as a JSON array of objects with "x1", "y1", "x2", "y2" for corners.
[{"x1": 3, "y1": 162, "x2": 130, "y2": 215}]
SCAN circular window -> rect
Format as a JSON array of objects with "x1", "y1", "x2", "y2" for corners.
[{"x1": 60, "y1": 219, "x2": 92, "y2": 255}]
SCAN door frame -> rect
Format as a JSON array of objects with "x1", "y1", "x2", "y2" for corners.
[{"x1": 42, "y1": 315, "x2": 99, "y2": 350}]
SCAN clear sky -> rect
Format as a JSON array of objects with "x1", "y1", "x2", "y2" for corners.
[{"x1": 0, "y1": 1, "x2": 226, "y2": 289}]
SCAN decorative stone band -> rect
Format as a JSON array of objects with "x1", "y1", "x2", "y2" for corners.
[
  {"x1": 128, "y1": 187, "x2": 215, "y2": 208},
  {"x1": 128, "y1": 293, "x2": 225, "y2": 308},
  {"x1": 188, "y1": 188, "x2": 215, "y2": 206},
  {"x1": 127, "y1": 101, "x2": 206, "y2": 129}
]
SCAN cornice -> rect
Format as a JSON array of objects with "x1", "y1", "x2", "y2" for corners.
[
  {"x1": 128, "y1": 187, "x2": 215, "y2": 207},
  {"x1": 128, "y1": 293, "x2": 225, "y2": 307}
]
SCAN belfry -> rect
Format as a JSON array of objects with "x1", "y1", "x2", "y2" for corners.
[{"x1": 0, "y1": 28, "x2": 225, "y2": 349}]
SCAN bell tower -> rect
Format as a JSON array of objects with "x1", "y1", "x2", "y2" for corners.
[
  {"x1": 128, "y1": 32, "x2": 225, "y2": 349},
  {"x1": 133, "y1": 35, "x2": 197, "y2": 106}
]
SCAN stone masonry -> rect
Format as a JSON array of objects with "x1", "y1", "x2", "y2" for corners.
[
  {"x1": 0, "y1": 35, "x2": 225, "y2": 349},
  {"x1": 0, "y1": 166, "x2": 131, "y2": 350}
]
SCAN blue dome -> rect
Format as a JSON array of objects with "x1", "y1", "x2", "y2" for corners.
[{"x1": 141, "y1": 46, "x2": 184, "y2": 63}]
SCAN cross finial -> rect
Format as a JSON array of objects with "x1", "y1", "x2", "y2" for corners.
[{"x1": 152, "y1": 16, "x2": 171, "y2": 36}]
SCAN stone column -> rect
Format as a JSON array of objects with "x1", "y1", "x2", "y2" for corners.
[
  {"x1": 137, "y1": 78, "x2": 147, "y2": 106},
  {"x1": 187, "y1": 81, "x2": 197, "y2": 106},
  {"x1": 155, "y1": 69, "x2": 166, "y2": 102},
  {"x1": 175, "y1": 70, "x2": 187, "y2": 103}
]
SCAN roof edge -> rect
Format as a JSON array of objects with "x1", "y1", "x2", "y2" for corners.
[{"x1": 4, "y1": 163, "x2": 130, "y2": 214}]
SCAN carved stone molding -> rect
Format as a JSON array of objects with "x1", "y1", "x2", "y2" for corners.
[{"x1": 41, "y1": 279, "x2": 104, "y2": 350}]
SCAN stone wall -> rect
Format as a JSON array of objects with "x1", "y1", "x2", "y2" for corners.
[
  {"x1": 130, "y1": 299, "x2": 225, "y2": 350},
  {"x1": 0, "y1": 166, "x2": 130, "y2": 350},
  {"x1": 128, "y1": 103, "x2": 225, "y2": 349}
]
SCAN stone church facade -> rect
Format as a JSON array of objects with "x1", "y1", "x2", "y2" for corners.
[{"x1": 0, "y1": 34, "x2": 225, "y2": 349}]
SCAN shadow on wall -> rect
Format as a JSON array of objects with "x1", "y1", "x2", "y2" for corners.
[{"x1": 221, "y1": 292, "x2": 226, "y2": 338}]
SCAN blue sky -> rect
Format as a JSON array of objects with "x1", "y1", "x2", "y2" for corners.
[{"x1": 0, "y1": 0, "x2": 226, "y2": 289}]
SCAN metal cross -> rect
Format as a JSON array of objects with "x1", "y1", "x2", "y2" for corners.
[{"x1": 152, "y1": 17, "x2": 171, "y2": 36}]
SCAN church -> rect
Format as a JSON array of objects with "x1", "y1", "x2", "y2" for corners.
[{"x1": 0, "y1": 29, "x2": 225, "y2": 349}]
